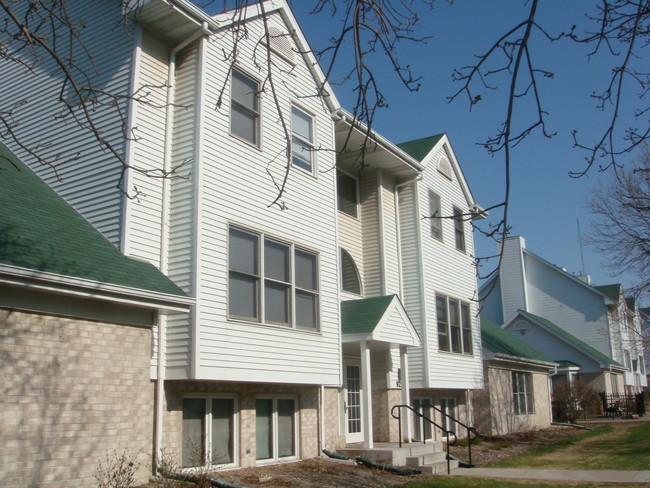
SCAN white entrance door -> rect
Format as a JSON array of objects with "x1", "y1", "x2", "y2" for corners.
[{"x1": 343, "y1": 361, "x2": 363, "y2": 443}]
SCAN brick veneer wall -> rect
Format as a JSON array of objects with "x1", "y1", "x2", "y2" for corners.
[
  {"x1": 484, "y1": 368, "x2": 552, "y2": 435},
  {"x1": 164, "y1": 381, "x2": 320, "y2": 468},
  {"x1": 0, "y1": 308, "x2": 154, "y2": 488}
]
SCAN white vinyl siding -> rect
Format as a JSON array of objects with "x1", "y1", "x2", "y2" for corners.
[
  {"x1": 397, "y1": 183, "x2": 426, "y2": 386},
  {"x1": 379, "y1": 174, "x2": 401, "y2": 296},
  {"x1": 400, "y1": 142, "x2": 483, "y2": 390},
  {"x1": 0, "y1": 0, "x2": 135, "y2": 246},
  {"x1": 360, "y1": 171, "x2": 382, "y2": 297},
  {"x1": 182, "y1": 11, "x2": 340, "y2": 385},
  {"x1": 127, "y1": 31, "x2": 169, "y2": 266}
]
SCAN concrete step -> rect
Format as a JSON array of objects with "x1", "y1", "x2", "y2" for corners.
[
  {"x1": 418, "y1": 458, "x2": 459, "y2": 474},
  {"x1": 405, "y1": 451, "x2": 447, "y2": 467}
]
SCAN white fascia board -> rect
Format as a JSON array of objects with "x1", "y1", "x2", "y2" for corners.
[
  {"x1": 0, "y1": 264, "x2": 193, "y2": 312},
  {"x1": 342, "y1": 333, "x2": 374, "y2": 343},
  {"x1": 492, "y1": 353, "x2": 558, "y2": 370},
  {"x1": 336, "y1": 110, "x2": 424, "y2": 172}
]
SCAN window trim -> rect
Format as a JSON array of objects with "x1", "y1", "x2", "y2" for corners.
[
  {"x1": 228, "y1": 225, "x2": 320, "y2": 331},
  {"x1": 182, "y1": 396, "x2": 239, "y2": 469},
  {"x1": 255, "y1": 396, "x2": 299, "y2": 464},
  {"x1": 452, "y1": 205, "x2": 466, "y2": 253},
  {"x1": 291, "y1": 105, "x2": 315, "y2": 174},
  {"x1": 512, "y1": 371, "x2": 535, "y2": 416},
  {"x1": 230, "y1": 68, "x2": 261, "y2": 147},
  {"x1": 337, "y1": 170, "x2": 360, "y2": 219},
  {"x1": 436, "y1": 294, "x2": 473, "y2": 355}
]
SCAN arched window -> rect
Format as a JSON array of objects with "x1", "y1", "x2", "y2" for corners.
[{"x1": 340, "y1": 248, "x2": 362, "y2": 295}]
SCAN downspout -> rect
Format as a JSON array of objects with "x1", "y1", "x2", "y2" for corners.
[
  {"x1": 155, "y1": 22, "x2": 210, "y2": 469},
  {"x1": 319, "y1": 384, "x2": 325, "y2": 453}
]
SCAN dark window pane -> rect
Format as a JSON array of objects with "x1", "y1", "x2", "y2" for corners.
[
  {"x1": 340, "y1": 249, "x2": 361, "y2": 294},
  {"x1": 256, "y1": 399, "x2": 273, "y2": 460},
  {"x1": 229, "y1": 228, "x2": 258, "y2": 275},
  {"x1": 296, "y1": 290, "x2": 317, "y2": 330},
  {"x1": 229, "y1": 274, "x2": 258, "y2": 319},
  {"x1": 277, "y1": 399, "x2": 296, "y2": 457},
  {"x1": 264, "y1": 239, "x2": 289, "y2": 282},
  {"x1": 211, "y1": 399, "x2": 234, "y2": 465},
  {"x1": 182, "y1": 399, "x2": 205, "y2": 468},
  {"x1": 232, "y1": 70, "x2": 258, "y2": 110},
  {"x1": 295, "y1": 250, "x2": 317, "y2": 291},
  {"x1": 337, "y1": 171, "x2": 358, "y2": 217},
  {"x1": 265, "y1": 281, "x2": 290, "y2": 324}
]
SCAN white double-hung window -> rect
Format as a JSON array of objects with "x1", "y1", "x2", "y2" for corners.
[
  {"x1": 512, "y1": 371, "x2": 534, "y2": 415},
  {"x1": 436, "y1": 295, "x2": 473, "y2": 354},
  {"x1": 231, "y1": 69, "x2": 260, "y2": 145},
  {"x1": 291, "y1": 106, "x2": 314, "y2": 172},
  {"x1": 228, "y1": 226, "x2": 319, "y2": 330}
]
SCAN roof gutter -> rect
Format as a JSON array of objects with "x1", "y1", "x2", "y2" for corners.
[
  {"x1": 0, "y1": 265, "x2": 192, "y2": 312},
  {"x1": 336, "y1": 109, "x2": 424, "y2": 172}
]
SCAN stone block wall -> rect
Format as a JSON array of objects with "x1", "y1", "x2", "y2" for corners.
[{"x1": 0, "y1": 308, "x2": 154, "y2": 488}]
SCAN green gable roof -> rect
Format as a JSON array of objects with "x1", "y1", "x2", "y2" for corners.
[
  {"x1": 0, "y1": 142, "x2": 186, "y2": 297},
  {"x1": 519, "y1": 311, "x2": 623, "y2": 368},
  {"x1": 594, "y1": 284, "x2": 621, "y2": 300},
  {"x1": 341, "y1": 295, "x2": 395, "y2": 335},
  {"x1": 397, "y1": 134, "x2": 444, "y2": 162},
  {"x1": 481, "y1": 316, "x2": 551, "y2": 362}
]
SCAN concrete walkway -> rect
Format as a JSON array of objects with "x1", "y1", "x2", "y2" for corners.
[{"x1": 451, "y1": 467, "x2": 650, "y2": 483}]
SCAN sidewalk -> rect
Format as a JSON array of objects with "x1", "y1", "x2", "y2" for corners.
[{"x1": 451, "y1": 467, "x2": 650, "y2": 483}]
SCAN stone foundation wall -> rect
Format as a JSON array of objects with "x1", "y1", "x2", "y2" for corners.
[
  {"x1": 0, "y1": 308, "x2": 154, "y2": 488},
  {"x1": 164, "y1": 381, "x2": 320, "y2": 468}
]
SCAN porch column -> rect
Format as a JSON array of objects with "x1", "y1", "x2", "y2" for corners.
[
  {"x1": 400, "y1": 345, "x2": 412, "y2": 442},
  {"x1": 360, "y1": 341, "x2": 373, "y2": 449}
]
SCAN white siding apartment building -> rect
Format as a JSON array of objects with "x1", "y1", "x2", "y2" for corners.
[{"x1": 0, "y1": 0, "x2": 485, "y2": 481}]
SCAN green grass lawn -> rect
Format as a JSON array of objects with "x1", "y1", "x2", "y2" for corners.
[
  {"x1": 395, "y1": 422, "x2": 650, "y2": 488},
  {"x1": 488, "y1": 422, "x2": 650, "y2": 470},
  {"x1": 396, "y1": 478, "x2": 647, "y2": 488}
]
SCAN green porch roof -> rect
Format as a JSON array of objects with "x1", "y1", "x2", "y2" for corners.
[
  {"x1": 341, "y1": 295, "x2": 396, "y2": 335},
  {"x1": 0, "y1": 141, "x2": 186, "y2": 297},
  {"x1": 397, "y1": 134, "x2": 444, "y2": 162},
  {"x1": 518, "y1": 311, "x2": 622, "y2": 368},
  {"x1": 481, "y1": 316, "x2": 551, "y2": 362}
]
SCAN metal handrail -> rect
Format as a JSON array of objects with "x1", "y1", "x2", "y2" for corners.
[
  {"x1": 391, "y1": 404, "x2": 453, "y2": 474},
  {"x1": 390, "y1": 403, "x2": 477, "y2": 472}
]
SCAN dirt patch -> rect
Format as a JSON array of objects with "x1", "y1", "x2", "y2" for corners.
[{"x1": 140, "y1": 425, "x2": 595, "y2": 488}]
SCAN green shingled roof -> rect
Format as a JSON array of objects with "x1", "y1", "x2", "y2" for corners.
[
  {"x1": 481, "y1": 316, "x2": 551, "y2": 362},
  {"x1": 0, "y1": 142, "x2": 186, "y2": 297},
  {"x1": 519, "y1": 311, "x2": 623, "y2": 368},
  {"x1": 341, "y1": 295, "x2": 396, "y2": 335},
  {"x1": 397, "y1": 134, "x2": 444, "y2": 162},
  {"x1": 594, "y1": 284, "x2": 621, "y2": 300}
]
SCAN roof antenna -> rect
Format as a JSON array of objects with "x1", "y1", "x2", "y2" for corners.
[{"x1": 577, "y1": 217, "x2": 586, "y2": 275}]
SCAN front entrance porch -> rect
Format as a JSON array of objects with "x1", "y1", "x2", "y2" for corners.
[{"x1": 339, "y1": 295, "x2": 421, "y2": 449}]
